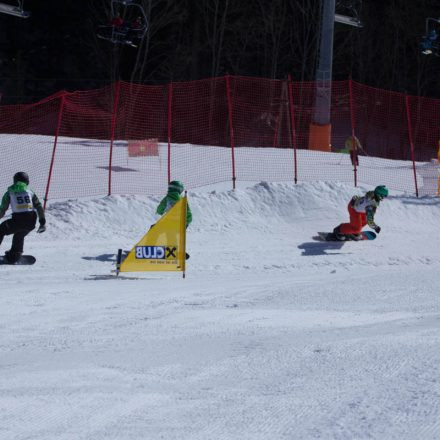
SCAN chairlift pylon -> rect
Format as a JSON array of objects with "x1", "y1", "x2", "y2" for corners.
[
  {"x1": 0, "y1": 0, "x2": 30, "y2": 18},
  {"x1": 97, "y1": 0, "x2": 148, "y2": 48}
]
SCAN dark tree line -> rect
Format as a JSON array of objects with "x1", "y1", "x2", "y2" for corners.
[{"x1": 0, "y1": 0, "x2": 439, "y2": 104}]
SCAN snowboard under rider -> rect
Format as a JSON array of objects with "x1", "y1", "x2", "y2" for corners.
[
  {"x1": 156, "y1": 180, "x2": 192, "y2": 227},
  {"x1": 333, "y1": 185, "x2": 389, "y2": 241},
  {"x1": 0, "y1": 172, "x2": 46, "y2": 263}
]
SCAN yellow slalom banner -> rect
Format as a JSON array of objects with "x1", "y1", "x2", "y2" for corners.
[{"x1": 118, "y1": 196, "x2": 187, "y2": 276}]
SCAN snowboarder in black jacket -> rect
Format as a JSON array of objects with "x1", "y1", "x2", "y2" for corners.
[{"x1": 0, "y1": 172, "x2": 46, "y2": 263}]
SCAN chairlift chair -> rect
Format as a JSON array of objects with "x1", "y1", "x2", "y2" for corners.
[
  {"x1": 0, "y1": 0, "x2": 30, "y2": 18},
  {"x1": 97, "y1": 0, "x2": 148, "y2": 47},
  {"x1": 334, "y1": 0, "x2": 363, "y2": 28},
  {"x1": 421, "y1": 17, "x2": 440, "y2": 56},
  {"x1": 334, "y1": 13, "x2": 362, "y2": 28}
]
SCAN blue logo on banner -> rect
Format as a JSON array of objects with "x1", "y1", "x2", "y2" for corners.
[{"x1": 135, "y1": 246, "x2": 165, "y2": 259}]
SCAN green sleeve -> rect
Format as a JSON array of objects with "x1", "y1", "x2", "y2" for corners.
[
  {"x1": 186, "y1": 203, "x2": 192, "y2": 226},
  {"x1": 32, "y1": 193, "x2": 46, "y2": 225},
  {"x1": 156, "y1": 196, "x2": 168, "y2": 215},
  {"x1": 0, "y1": 191, "x2": 10, "y2": 218},
  {"x1": 366, "y1": 206, "x2": 377, "y2": 228},
  {"x1": 157, "y1": 195, "x2": 191, "y2": 226}
]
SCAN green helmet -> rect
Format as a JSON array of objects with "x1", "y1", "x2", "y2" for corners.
[
  {"x1": 374, "y1": 185, "x2": 389, "y2": 200},
  {"x1": 168, "y1": 180, "x2": 184, "y2": 193}
]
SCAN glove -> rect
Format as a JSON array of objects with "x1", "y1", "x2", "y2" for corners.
[
  {"x1": 373, "y1": 225, "x2": 381, "y2": 234},
  {"x1": 37, "y1": 224, "x2": 46, "y2": 233}
]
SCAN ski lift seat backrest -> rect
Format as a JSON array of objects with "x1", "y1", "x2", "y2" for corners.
[
  {"x1": 111, "y1": 0, "x2": 148, "y2": 34},
  {"x1": 0, "y1": 0, "x2": 30, "y2": 18}
]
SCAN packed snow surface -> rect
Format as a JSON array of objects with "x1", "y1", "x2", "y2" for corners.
[{"x1": 1, "y1": 180, "x2": 440, "y2": 439}]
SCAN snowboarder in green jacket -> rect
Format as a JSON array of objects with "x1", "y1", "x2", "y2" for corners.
[
  {"x1": 156, "y1": 180, "x2": 192, "y2": 227},
  {"x1": 0, "y1": 172, "x2": 46, "y2": 263}
]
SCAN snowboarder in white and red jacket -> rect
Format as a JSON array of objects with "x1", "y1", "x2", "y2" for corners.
[
  {"x1": 0, "y1": 172, "x2": 46, "y2": 263},
  {"x1": 333, "y1": 185, "x2": 389, "y2": 241}
]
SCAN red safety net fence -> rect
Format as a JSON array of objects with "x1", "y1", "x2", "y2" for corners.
[{"x1": 0, "y1": 76, "x2": 439, "y2": 204}]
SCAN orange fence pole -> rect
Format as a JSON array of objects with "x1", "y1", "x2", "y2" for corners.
[
  {"x1": 405, "y1": 94, "x2": 419, "y2": 197},
  {"x1": 225, "y1": 75, "x2": 237, "y2": 190},
  {"x1": 108, "y1": 81, "x2": 121, "y2": 196},
  {"x1": 287, "y1": 75, "x2": 298, "y2": 184},
  {"x1": 44, "y1": 93, "x2": 66, "y2": 209},
  {"x1": 437, "y1": 140, "x2": 440, "y2": 196},
  {"x1": 167, "y1": 82, "x2": 173, "y2": 183}
]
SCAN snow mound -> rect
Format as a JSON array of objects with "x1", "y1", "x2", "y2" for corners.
[
  {"x1": 43, "y1": 181, "x2": 440, "y2": 239},
  {"x1": 17, "y1": 181, "x2": 436, "y2": 276}
]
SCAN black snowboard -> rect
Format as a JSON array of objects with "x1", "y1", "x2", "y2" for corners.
[
  {"x1": 313, "y1": 231, "x2": 376, "y2": 242},
  {"x1": 0, "y1": 255, "x2": 36, "y2": 265}
]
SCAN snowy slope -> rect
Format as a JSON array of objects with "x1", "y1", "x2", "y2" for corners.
[{"x1": 1, "y1": 181, "x2": 440, "y2": 440}]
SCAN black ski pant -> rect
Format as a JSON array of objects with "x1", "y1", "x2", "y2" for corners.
[{"x1": 0, "y1": 212, "x2": 37, "y2": 261}]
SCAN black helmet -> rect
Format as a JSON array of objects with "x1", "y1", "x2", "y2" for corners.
[{"x1": 13, "y1": 171, "x2": 29, "y2": 185}]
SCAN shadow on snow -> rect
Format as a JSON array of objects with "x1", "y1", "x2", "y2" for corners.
[
  {"x1": 297, "y1": 241, "x2": 349, "y2": 256},
  {"x1": 82, "y1": 254, "x2": 117, "y2": 262}
]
